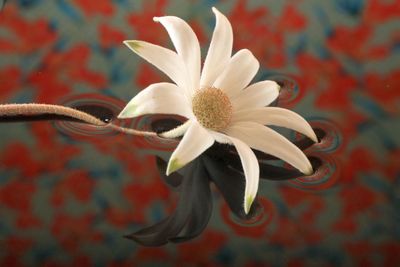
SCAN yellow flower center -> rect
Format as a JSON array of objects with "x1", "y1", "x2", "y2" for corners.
[{"x1": 192, "y1": 87, "x2": 233, "y2": 131}]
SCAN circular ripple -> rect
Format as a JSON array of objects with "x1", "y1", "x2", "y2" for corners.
[
  {"x1": 288, "y1": 154, "x2": 339, "y2": 191},
  {"x1": 130, "y1": 115, "x2": 184, "y2": 151},
  {"x1": 268, "y1": 74, "x2": 301, "y2": 107},
  {"x1": 55, "y1": 94, "x2": 126, "y2": 138},
  {"x1": 221, "y1": 197, "x2": 275, "y2": 237},
  {"x1": 307, "y1": 117, "x2": 343, "y2": 153}
]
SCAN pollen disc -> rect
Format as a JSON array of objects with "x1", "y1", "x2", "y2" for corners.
[{"x1": 192, "y1": 87, "x2": 232, "y2": 131}]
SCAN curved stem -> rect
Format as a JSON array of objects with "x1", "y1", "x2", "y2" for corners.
[
  {"x1": 0, "y1": 103, "x2": 158, "y2": 137},
  {"x1": 107, "y1": 123, "x2": 158, "y2": 137}
]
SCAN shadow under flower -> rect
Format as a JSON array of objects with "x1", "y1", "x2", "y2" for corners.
[{"x1": 124, "y1": 118, "x2": 325, "y2": 246}]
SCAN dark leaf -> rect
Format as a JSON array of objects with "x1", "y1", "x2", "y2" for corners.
[
  {"x1": 125, "y1": 158, "x2": 212, "y2": 246},
  {"x1": 169, "y1": 158, "x2": 212, "y2": 243},
  {"x1": 156, "y1": 157, "x2": 183, "y2": 189},
  {"x1": 259, "y1": 161, "x2": 304, "y2": 180},
  {"x1": 203, "y1": 155, "x2": 262, "y2": 220}
]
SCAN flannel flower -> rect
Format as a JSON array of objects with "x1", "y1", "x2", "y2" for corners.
[{"x1": 118, "y1": 7, "x2": 317, "y2": 214}]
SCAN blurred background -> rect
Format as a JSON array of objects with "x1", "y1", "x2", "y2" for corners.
[{"x1": 0, "y1": 0, "x2": 400, "y2": 266}]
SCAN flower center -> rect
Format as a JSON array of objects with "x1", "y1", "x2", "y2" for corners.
[{"x1": 192, "y1": 87, "x2": 232, "y2": 131}]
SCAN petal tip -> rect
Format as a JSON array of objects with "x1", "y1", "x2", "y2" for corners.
[
  {"x1": 304, "y1": 166, "x2": 314, "y2": 176},
  {"x1": 244, "y1": 194, "x2": 255, "y2": 214},
  {"x1": 310, "y1": 131, "x2": 318, "y2": 143},
  {"x1": 275, "y1": 82, "x2": 281, "y2": 91},
  {"x1": 243, "y1": 48, "x2": 256, "y2": 57},
  {"x1": 124, "y1": 40, "x2": 141, "y2": 52},
  {"x1": 211, "y1": 6, "x2": 219, "y2": 13},
  {"x1": 117, "y1": 112, "x2": 128, "y2": 119},
  {"x1": 117, "y1": 104, "x2": 137, "y2": 119},
  {"x1": 166, "y1": 158, "x2": 183, "y2": 176}
]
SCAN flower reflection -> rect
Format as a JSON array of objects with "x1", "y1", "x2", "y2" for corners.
[{"x1": 125, "y1": 118, "x2": 324, "y2": 246}]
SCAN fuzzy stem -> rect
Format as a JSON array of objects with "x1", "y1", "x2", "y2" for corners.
[{"x1": 0, "y1": 103, "x2": 158, "y2": 137}]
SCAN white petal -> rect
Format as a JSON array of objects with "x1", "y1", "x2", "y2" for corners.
[
  {"x1": 166, "y1": 120, "x2": 214, "y2": 175},
  {"x1": 200, "y1": 7, "x2": 233, "y2": 87},
  {"x1": 124, "y1": 40, "x2": 187, "y2": 90},
  {"x1": 154, "y1": 16, "x2": 201, "y2": 94},
  {"x1": 213, "y1": 49, "x2": 259, "y2": 98},
  {"x1": 159, "y1": 120, "x2": 191, "y2": 138},
  {"x1": 225, "y1": 121, "x2": 313, "y2": 175},
  {"x1": 118, "y1": 83, "x2": 193, "y2": 118},
  {"x1": 212, "y1": 132, "x2": 259, "y2": 214},
  {"x1": 232, "y1": 107, "x2": 318, "y2": 142},
  {"x1": 231, "y1": 80, "x2": 280, "y2": 111}
]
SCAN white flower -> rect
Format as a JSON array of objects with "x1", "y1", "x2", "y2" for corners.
[{"x1": 118, "y1": 7, "x2": 317, "y2": 214}]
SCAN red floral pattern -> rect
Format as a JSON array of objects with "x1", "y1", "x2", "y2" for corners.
[
  {"x1": 0, "y1": 6, "x2": 57, "y2": 54},
  {"x1": 0, "y1": 0, "x2": 399, "y2": 265},
  {"x1": 229, "y1": 0, "x2": 308, "y2": 68},
  {"x1": 27, "y1": 44, "x2": 107, "y2": 103},
  {"x1": 73, "y1": 0, "x2": 115, "y2": 17}
]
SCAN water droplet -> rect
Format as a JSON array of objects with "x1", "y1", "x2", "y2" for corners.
[
  {"x1": 73, "y1": 104, "x2": 114, "y2": 123},
  {"x1": 54, "y1": 94, "x2": 126, "y2": 138}
]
